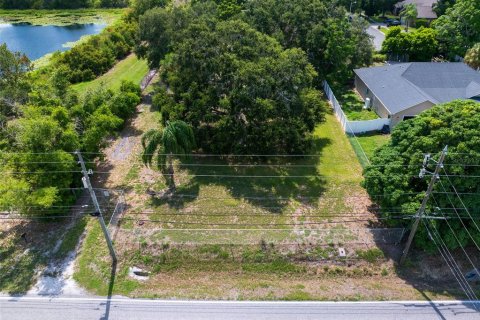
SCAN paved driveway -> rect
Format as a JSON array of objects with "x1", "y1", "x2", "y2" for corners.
[{"x1": 367, "y1": 24, "x2": 386, "y2": 51}]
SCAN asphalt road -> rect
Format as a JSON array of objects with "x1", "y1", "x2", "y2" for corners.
[
  {"x1": 367, "y1": 24, "x2": 386, "y2": 51},
  {"x1": 1, "y1": 297, "x2": 479, "y2": 320}
]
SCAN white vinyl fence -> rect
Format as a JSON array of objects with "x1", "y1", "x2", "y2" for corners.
[{"x1": 322, "y1": 81, "x2": 390, "y2": 134}]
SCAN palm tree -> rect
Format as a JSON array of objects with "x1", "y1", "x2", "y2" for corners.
[
  {"x1": 141, "y1": 120, "x2": 196, "y2": 192},
  {"x1": 400, "y1": 3, "x2": 417, "y2": 32}
]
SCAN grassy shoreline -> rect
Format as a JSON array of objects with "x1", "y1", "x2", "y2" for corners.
[
  {"x1": 0, "y1": 8, "x2": 124, "y2": 26},
  {"x1": 71, "y1": 54, "x2": 149, "y2": 93}
]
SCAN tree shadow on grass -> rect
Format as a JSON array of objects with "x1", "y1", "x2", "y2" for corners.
[
  {"x1": 147, "y1": 136, "x2": 331, "y2": 213},
  {"x1": 0, "y1": 220, "x2": 53, "y2": 295},
  {"x1": 369, "y1": 220, "x2": 480, "y2": 314}
]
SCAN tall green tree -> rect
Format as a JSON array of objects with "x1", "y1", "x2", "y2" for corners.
[
  {"x1": 244, "y1": 0, "x2": 373, "y2": 82},
  {"x1": 138, "y1": 5, "x2": 327, "y2": 155},
  {"x1": 363, "y1": 100, "x2": 480, "y2": 250},
  {"x1": 381, "y1": 27, "x2": 438, "y2": 61},
  {"x1": 434, "y1": 0, "x2": 480, "y2": 58},
  {"x1": 465, "y1": 43, "x2": 480, "y2": 70},
  {"x1": 400, "y1": 3, "x2": 417, "y2": 32},
  {"x1": 142, "y1": 120, "x2": 196, "y2": 191},
  {"x1": 0, "y1": 44, "x2": 32, "y2": 117},
  {"x1": 433, "y1": 0, "x2": 456, "y2": 16},
  {"x1": 132, "y1": 0, "x2": 170, "y2": 17}
]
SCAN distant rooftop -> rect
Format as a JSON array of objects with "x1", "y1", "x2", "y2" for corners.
[
  {"x1": 354, "y1": 63, "x2": 480, "y2": 114},
  {"x1": 395, "y1": 0, "x2": 438, "y2": 19}
]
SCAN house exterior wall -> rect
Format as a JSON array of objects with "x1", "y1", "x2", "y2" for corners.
[
  {"x1": 390, "y1": 100, "x2": 436, "y2": 126},
  {"x1": 354, "y1": 75, "x2": 391, "y2": 119}
]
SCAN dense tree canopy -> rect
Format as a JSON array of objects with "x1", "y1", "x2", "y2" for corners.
[
  {"x1": 0, "y1": 44, "x2": 32, "y2": 117},
  {"x1": 132, "y1": 0, "x2": 170, "y2": 17},
  {"x1": 434, "y1": 0, "x2": 480, "y2": 58},
  {"x1": 381, "y1": 27, "x2": 438, "y2": 62},
  {"x1": 433, "y1": 0, "x2": 456, "y2": 16},
  {"x1": 363, "y1": 100, "x2": 480, "y2": 250},
  {"x1": 138, "y1": 3, "x2": 328, "y2": 154},
  {"x1": 243, "y1": 0, "x2": 373, "y2": 82},
  {"x1": 0, "y1": 41, "x2": 142, "y2": 215}
]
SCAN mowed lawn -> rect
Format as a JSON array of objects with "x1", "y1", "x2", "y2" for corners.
[
  {"x1": 349, "y1": 133, "x2": 390, "y2": 168},
  {"x1": 71, "y1": 54, "x2": 149, "y2": 93},
  {"x1": 111, "y1": 111, "x2": 367, "y2": 238}
]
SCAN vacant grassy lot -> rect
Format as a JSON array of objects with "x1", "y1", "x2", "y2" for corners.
[
  {"x1": 74, "y1": 91, "x2": 402, "y2": 299},
  {"x1": 0, "y1": 9, "x2": 124, "y2": 26},
  {"x1": 72, "y1": 54, "x2": 149, "y2": 93},
  {"x1": 68, "y1": 90, "x2": 470, "y2": 300}
]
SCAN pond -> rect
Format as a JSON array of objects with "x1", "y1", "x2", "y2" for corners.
[{"x1": 0, "y1": 23, "x2": 106, "y2": 60}]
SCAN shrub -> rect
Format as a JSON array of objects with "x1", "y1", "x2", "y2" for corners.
[
  {"x1": 356, "y1": 248, "x2": 384, "y2": 263},
  {"x1": 415, "y1": 19, "x2": 430, "y2": 28},
  {"x1": 53, "y1": 21, "x2": 138, "y2": 84},
  {"x1": 373, "y1": 53, "x2": 387, "y2": 63}
]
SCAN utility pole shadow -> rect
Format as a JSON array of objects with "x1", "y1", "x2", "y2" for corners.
[
  {"x1": 100, "y1": 260, "x2": 117, "y2": 320},
  {"x1": 419, "y1": 291, "x2": 447, "y2": 320}
]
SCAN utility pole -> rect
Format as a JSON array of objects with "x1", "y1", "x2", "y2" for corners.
[
  {"x1": 76, "y1": 151, "x2": 117, "y2": 262},
  {"x1": 399, "y1": 145, "x2": 448, "y2": 265}
]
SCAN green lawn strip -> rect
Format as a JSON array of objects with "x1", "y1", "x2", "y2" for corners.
[
  {"x1": 0, "y1": 9, "x2": 124, "y2": 26},
  {"x1": 74, "y1": 221, "x2": 139, "y2": 296},
  {"x1": 134, "y1": 113, "x2": 364, "y2": 236},
  {"x1": 54, "y1": 217, "x2": 87, "y2": 258},
  {"x1": 330, "y1": 85, "x2": 378, "y2": 121},
  {"x1": 71, "y1": 54, "x2": 149, "y2": 94},
  {"x1": 379, "y1": 25, "x2": 417, "y2": 35},
  {"x1": 348, "y1": 132, "x2": 390, "y2": 168}
]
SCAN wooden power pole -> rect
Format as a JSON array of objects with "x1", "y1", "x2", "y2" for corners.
[
  {"x1": 76, "y1": 151, "x2": 117, "y2": 262},
  {"x1": 399, "y1": 146, "x2": 448, "y2": 265}
]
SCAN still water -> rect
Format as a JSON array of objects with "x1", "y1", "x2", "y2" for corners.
[{"x1": 0, "y1": 23, "x2": 106, "y2": 60}]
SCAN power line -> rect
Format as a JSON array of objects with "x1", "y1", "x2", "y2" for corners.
[
  {"x1": 442, "y1": 167, "x2": 480, "y2": 235},
  {"x1": 431, "y1": 196, "x2": 480, "y2": 269},
  {"x1": 3, "y1": 156, "x2": 480, "y2": 168},
  {"x1": 0, "y1": 215, "x2": 84, "y2": 220},
  {"x1": 0, "y1": 170, "x2": 82, "y2": 174},
  {"x1": 423, "y1": 219, "x2": 478, "y2": 302},
  {"x1": 436, "y1": 181, "x2": 480, "y2": 252},
  {"x1": 124, "y1": 211, "x2": 408, "y2": 217},
  {"x1": 117, "y1": 216, "x2": 413, "y2": 226}
]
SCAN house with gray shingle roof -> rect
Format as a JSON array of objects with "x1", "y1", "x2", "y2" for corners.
[
  {"x1": 354, "y1": 62, "x2": 480, "y2": 126},
  {"x1": 394, "y1": 0, "x2": 438, "y2": 20}
]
